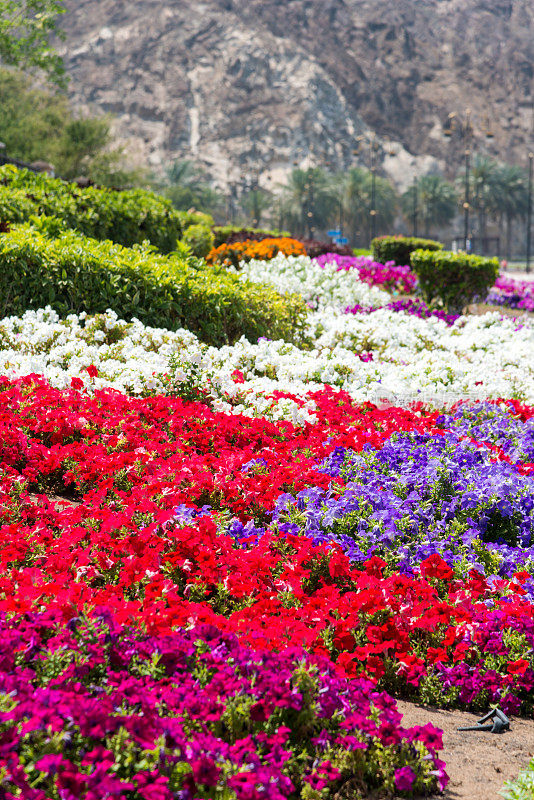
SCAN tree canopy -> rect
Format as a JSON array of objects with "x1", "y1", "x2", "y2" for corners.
[
  {"x1": 401, "y1": 175, "x2": 456, "y2": 237},
  {"x1": 0, "y1": 0, "x2": 65, "y2": 83},
  {"x1": 0, "y1": 68, "x2": 142, "y2": 186}
]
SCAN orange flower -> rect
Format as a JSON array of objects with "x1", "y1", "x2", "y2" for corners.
[{"x1": 207, "y1": 237, "x2": 306, "y2": 267}]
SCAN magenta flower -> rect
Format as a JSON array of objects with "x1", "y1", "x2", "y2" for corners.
[{"x1": 395, "y1": 766, "x2": 417, "y2": 792}]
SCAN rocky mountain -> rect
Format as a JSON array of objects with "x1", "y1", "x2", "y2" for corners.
[{"x1": 58, "y1": 0, "x2": 534, "y2": 193}]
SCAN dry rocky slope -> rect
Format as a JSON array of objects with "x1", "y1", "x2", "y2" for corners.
[{"x1": 59, "y1": 0, "x2": 534, "y2": 191}]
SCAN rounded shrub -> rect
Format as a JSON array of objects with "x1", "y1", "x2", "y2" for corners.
[
  {"x1": 410, "y1": 248, "x2": 499, "y2": 313},
  {"x1": 372, "y1": 235, "x2": 443, "y2": 265}
]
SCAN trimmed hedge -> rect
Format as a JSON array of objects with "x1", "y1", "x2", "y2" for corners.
[
  {"x1": 372, "y1": 235, "x2": 443, "y2": 265},
  {"x1": 212, "y1": 225, "x2": 290, "y2": 248},
  {"x1": 0, "y1": 225, "x2": 307, "y2": 346},
  {"x1": 0, "y1": 186, "x2": 37, "y2": 231},
  {"x1": 0, "y1": 165, "x2": 184, "y2": 253},
  {"x1": 410, "y1": 249, "x2": 499, "y2": 313}
]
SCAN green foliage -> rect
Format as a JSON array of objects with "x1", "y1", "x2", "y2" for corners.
[
  {"x1": 353, "y1": 247, "x2": 372, "y2": 257},
  {"x1": 500, "y1": 758, "x2": 534, "y2": 800},
  {"x1": 212, "y1": 225, "x2": 289, "y2": 248},
  {"x1": 162, "y1": 159, "x2": 224, "y2": 216},
  {"x1": 0, "y1": 224, "x2": 308, "y2": 346},
  {"x1": 340, "y1": 167, "x2": 398, "y2": 247},
  {"x1": 401, "y1": 175, "x2": 457, "y2": 235},
  {"x1": 279, "y1": 167, "x2": 338, "y2": 238},
  {"x1": 372, "y1": 235, "x2": 443, "y2": 266},
  {"x1": 0, "y1": 0, "x2": 65, "y2": 83},
  {"x1": 0, "y1": 185, "x2": 36, "y2": 228},
  {"x1": 0, "y1": 68, "x2": 67, "y2": 163},
  {"x1": 410, "y1": 249, "x2": 499, "y2": 314},
  {"x1": 177, "y1": 209, "x2": 214, "y2": 229},
  {"x1": 182, "y1": 223, "x2": 214, "y2": 258},
  {"x1": 0, "y1": 68, "x2": 142, "y2": 185},
  {"x1": 0, "y1": 164, "x2": 183, "y2": 252},
  {"x1": 240, "y1": 187, "x2": 272, "y2": 227}
]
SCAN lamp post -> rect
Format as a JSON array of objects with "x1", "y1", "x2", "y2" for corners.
[
  {"x1": 527, "y1": 151, "x2": 533, "y2": 274},
  {"x1": 444, "y1": 110, "x2": 474, "y2": 252},
  {"x1": 443, "y1": 109, "x2": 494, "y2": 254},
  {"x1": 355, "y1": 134, "x2": 379, "y2": 243},
  {"x1": 412, "y1": 176, "x2": 418, "y2": 237},
  {"x1": 463, "y1": 146, "x2": 471, "y2": 253}
]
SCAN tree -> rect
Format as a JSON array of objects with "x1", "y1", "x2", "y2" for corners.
[
  {"x1": 401, "y1": 174, "x2": 456, "y2": 237},
  {"x1": 241, "y1": 187, "x2": 272, "y2": 227},
  {"x1": 341, "y1": 167, "x2": 397, "y2": 246},
  {"x1": 0, "y1": 66, "x2": 66, "y2": 160},
  {"x1": 489, "y1": 164, "x2": 529, "y2": 260},
  {"x1": 465, "y1": 155, "x2": 500, "y2": 245},
  {"x1": 0, "y1": 68, "x2": 143, "y2": 186},
  {"x1": 279, "y1": 167, "x2": 337, "y2": 238},
  {"x1": 163, "y1": 159, "x2": 223, "y2": 216},
  {"x1": 0, "y1": 0, "x2": 65, "y2": 83}
]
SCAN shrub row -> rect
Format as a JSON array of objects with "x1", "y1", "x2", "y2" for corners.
[
  {"x1": 212, "y1": 225, "x2": 289, "y2": 248},
  {"x1": 372, "y1": 235, "x2": 443, "y2": 265},
  {"x1": 410, "y1": 249, "x2": 499, "y2": 313},
  {"x1": 0, "y1": 224, "x2": 307, "y2": 345},
  {"x1": 0, "y1": 165, "x2": 185, "y2": 253}
]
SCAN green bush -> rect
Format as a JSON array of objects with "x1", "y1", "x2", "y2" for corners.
[
  {"x1": 0, "y1": 165, "x2": 183, "y2": 252},
  {"x1": 182, "y1": 223, "x2": 215, "y2": 258},
  {"x1": 372, "y1": 235, "x2": 443, "y2": 265},
  {"x1": 177, "y1": 210, "x2": 214, "y2": 229},
  {"x1": 212, "y1": 225, "x2": 290, "y2": 248},
  {"x1": 0, "y1": 186, "x2": 37, "y2": 229},
  {"x1": 0, "y1": 224, "x2": 307, "y2": 346},
  {"x1": 410, "y1": 249, "x2": 499, "y2": 313}
]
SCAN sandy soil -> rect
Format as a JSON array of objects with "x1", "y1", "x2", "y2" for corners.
[{"x1": 397, "y1": 701, "x2": 534, "y2": 800}]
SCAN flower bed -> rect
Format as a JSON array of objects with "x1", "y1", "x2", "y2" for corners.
[
  {"x1": 206, "y1": 237, "x2": 306, "y2": 267},
  {"x1": 487, "y1": 275, "x2": 534, "y2": 314},
  {"x1": 314, "y1": 253, "x2": 417, "y2": 294},
  {"x1": 2, "y1": 248, "x2": 534, "y2": 796},
  {"x1": 1, "y1": 302, "x2": 533, "y2": 423},
  {"x1": 233, "y1": 253, "x2": 390, "y2": 311},
  {"x1": 1, "y1": 614, "x2": 447, "y2": 800},
  {"x1": 0, "y1": 377, "x2": 533, "y2": 726},
  {"x1": 345, "y1": 298, "x2": 460, "y2": 326}
]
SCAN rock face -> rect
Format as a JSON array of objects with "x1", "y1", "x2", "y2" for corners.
[{"x1": 59, "y1": 0, "x2": 534, "y2": 192}]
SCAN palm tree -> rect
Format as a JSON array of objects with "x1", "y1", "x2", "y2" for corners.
[
  {"x1": 163, "y1": 159, "x2": 223, "y2": 215},
  {"x1": 465, "y1": 156, "x2": 500, "y2": 247},
  {"x1": 278, "y1": 167, "x2": 338, "y2": 237},
  {"x1": 340, "y1": 167, "x2": 397, "y2": 246},
  {"x1": 401, "y1": 174, "x2": 456, "y2": 237},
  {"x1": 489, "y1": 164, "x2": 529, "y2": 260},
  {"x1": 241, "y1": 187, "x2": 272, "y2": 227}
]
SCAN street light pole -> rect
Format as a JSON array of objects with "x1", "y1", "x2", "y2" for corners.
[
  {"x1": 412, "y1": 176, "x2": 418, "y2": 237},
  {"x1": 463, "y1": 148, "x2": 471, "y2": 253},
  {"x1": 527, "y1": 151, "x2": 533, "y2": 274},
  {"x1": 370, "y1": 139, "x2": 377, "y2": 241},
  {"x1": 443, "y1": 108, "x2": 493, "y2": 254},
  {"x1": 355, "y1": 135, "x2": 379, "y2": 244}
]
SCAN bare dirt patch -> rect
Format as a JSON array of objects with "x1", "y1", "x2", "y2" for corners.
[{"x1": 397, "y1": 700, "x2": 534, "y2": 799}]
